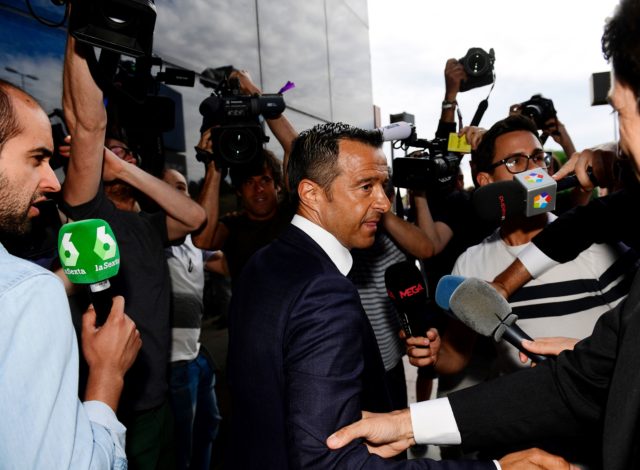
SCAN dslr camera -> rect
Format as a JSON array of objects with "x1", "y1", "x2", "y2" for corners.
[
  {"x1": 391, "y1": 128, "x2": 463, "y2": 192},
  {"x1": 198, "y1": 70, "x2": 285, "y2": 167},
  {"x1": 515, "y1": 94, "x2": 557, "y2": 130},
  {"x1": 459, "y1": 47, "x2": 495, "y2": 92}
]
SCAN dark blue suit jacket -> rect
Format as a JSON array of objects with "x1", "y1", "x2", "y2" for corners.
[{"x1": 228, "y1": 224, "x2": 492, "y2": 469}]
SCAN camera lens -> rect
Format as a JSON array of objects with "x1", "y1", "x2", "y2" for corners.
[
  {"x1": 466, "y1": 52, "x2": 488, "y2": 76},
  {"x1": 218, "y1": 127, "x2": 259, "y2": 164},
  {"x1": 522, "y1": 104, "x2": 543, "y2": 126}
]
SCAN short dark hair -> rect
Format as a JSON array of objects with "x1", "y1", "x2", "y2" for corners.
[
  {"x1": 602, "y1": 0, "x2": 640, "y2": 101},
  {"x1": 229, "y1": 148, "x2": 283, "y2": 190},
  {"x1": 472, "y1": 114, "x2": 540, "y2": 176},
  {"x1": 0, "y1": 79, "x2": 24, "y2": 154},
  {"x1": 287, "y1": 122, "x2": 383, "y2": 208}
]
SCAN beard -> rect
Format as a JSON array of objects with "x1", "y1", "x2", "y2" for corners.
[{"x1": 0, "y1": 172, "x2": 37, "y2": 236}]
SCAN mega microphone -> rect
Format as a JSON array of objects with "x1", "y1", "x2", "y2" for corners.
[
  {"x1": 472, "y1": 168, "x2": 598, "y2": 222},
  {"x1": 384, "y1": 261, "x2": 432, "y2": 337},
  {"x1": 435, "y1": 275, "x2": 547, "y2": 363},
  {"x1": 377, "y1": 121, "x2": 414, "y2": 142},
  {"x1": 58, "y1": 219, "x2": 120, "y2": 326}
]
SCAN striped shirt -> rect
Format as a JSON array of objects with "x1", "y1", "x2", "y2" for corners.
[
  {"x1": 453, "y1": 221, "x2": 638, "y2": 372},
  {"x1": 350, "y1": 232, "x2": 408, "y2": 371}
]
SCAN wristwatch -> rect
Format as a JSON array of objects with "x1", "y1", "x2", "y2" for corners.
[{"x1": 442, "y1": 100, "x2": 457, "y2": 110}]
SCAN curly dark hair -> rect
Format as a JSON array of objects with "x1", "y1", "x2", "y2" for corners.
[
  {"x1": 287, "y1": 122, "x2": 383, "y2": 208},
  {"x1": 229, "y1": 148, "x2": 283, "y2": 190},
  {"x1": 471, "y1": 114, "x2": 540, "y2": 178},
  {"x1": 602, "y1": 0, "x2": 640, "y2": 100}
]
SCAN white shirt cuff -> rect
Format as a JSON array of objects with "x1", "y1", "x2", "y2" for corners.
[
  {"x1": 409, "y1": 398, "x2": 461, "y2": 445},
  {"x1": 493, "y1": 460, "x2": 502, "y2": 469},
  {"x1": 517, "y1": 243, "x2": 558, "y2": 279}
]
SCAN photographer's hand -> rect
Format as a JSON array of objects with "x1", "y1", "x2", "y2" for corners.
[
  {"x1": 229, "y1": 69, "x2": 262, "y2": 96},
  {"x1": 444, "y1": 58, "x2": 465, "y2": 100},
  {"x1": 542, "y1": 118, "x2": 576, "y2": 157},
  {"x1": 458, "y1": 126, "x2": 486, "y2": 150}
]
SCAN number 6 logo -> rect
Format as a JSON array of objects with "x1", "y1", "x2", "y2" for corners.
[{"x1": 94, "y1": 226, "x2": 117, "y2": 260}]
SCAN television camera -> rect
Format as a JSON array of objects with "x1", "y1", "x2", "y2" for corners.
[
  {"x1": 382, "y1": 122, "x2": 464, "y2": 192},
  {"x1": 197, "y1": 67, "x2": 286, "y2": 168}
]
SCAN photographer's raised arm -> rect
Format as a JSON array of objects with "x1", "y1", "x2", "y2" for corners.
[
  {"x1": 101, "y1": 148, "x2": 206, "y2": 241},
  {"x1": 230, "y1": 69, "x2": 298, "y2": 182},
  {"x1": 439, "y1": 58, "x2": 465, "y2": 128},
  {"x1": 62, "y1": 34, "x2": 106, "y2": 206},
  {"x1": 191, "y1": 129, "x2": 227, "y2": 251}
]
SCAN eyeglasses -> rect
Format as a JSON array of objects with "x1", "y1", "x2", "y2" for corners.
[
  {"x1": 108, "y1": 145, "x2": 134, "y2": 159},
  {"x1": 485, "y1": 149, "x2": 551, "y2": 174}
]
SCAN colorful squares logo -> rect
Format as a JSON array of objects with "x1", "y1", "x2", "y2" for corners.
[
  {"x1": 533, "y1": 192, "x2": 552, "y2": 209},
  {"x1": 523, "y1": 172, "x2": 544, "y2": 184}
]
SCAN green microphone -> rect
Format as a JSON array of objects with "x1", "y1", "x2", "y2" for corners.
[{"x1": 58, "y1": 218, "x2": 121, "y2": 326}]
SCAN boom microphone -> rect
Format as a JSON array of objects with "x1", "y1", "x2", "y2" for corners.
[
  {"x1": 473, "y1": 168, "x2": 597, "y2": 222},
  {"x1": 58, "y1": 219, "x2": 121, "y2": 326},
  {"x1": 385, "y1": 261, "x2": 431, "y2": 337},
  {"x1": 436, "y1": 275, "x2": 547, "y2": 363},
  {"x1": 377, "y1": 121, "x2": 414, "y2": 142}
]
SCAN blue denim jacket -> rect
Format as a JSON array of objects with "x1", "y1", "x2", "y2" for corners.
[{"x1": 0, "y1": 244, "x2": 127, "y2": 469}]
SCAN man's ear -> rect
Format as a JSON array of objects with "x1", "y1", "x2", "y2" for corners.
[
  {"x1": 475, "y1": 171, "x2": 494, "y2": 187},
  {"x1": 298, "y1": 178, "x2": 322, "y2": 209}
]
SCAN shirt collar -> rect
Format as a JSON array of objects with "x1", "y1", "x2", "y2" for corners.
[{"x1": 291, "y1": 214, "x2": 353, "y2": 276}]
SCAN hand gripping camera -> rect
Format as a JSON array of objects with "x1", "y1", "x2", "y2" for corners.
[{"x1": 198, "y1": 73, "x2": 285, "y2": 167}]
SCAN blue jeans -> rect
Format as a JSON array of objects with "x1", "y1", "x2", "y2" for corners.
[{"x1": 169, "y1": 349, "x2": 221, "y2": 470}]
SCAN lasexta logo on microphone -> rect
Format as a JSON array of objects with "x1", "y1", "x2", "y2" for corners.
[{"x1": 58, "y1": 219, "x2": 120, "y2": 284}]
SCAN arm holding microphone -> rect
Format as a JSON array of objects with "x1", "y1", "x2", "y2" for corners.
[
  {"x1": 328, "y1": 273, "x2": 626, "y2": 464},
  {"x1": 82, "y1": 296, "x2": 141, "y2": 412},
  {"x1": 518, "y1": 337, "x2": 580, "y2": 366}
]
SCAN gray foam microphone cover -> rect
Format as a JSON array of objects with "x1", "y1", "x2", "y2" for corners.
[{"x1": 449, "y1": 278, "x2": 513, "y2": 337}]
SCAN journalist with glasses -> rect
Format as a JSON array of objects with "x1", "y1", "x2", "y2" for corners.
[{"x1": 398, "y1": 113, "x2": 635, "y2": 467}]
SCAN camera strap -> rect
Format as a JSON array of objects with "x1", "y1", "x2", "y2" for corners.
[{"x1": 469, "y1": 76, "x2": 496, "y2": 127}]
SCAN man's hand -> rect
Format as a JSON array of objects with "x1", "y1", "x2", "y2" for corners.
[
  {"x1": 458, "y1": 126, "x2": 486, "y2": 150},
  {"x1": 229, "y1": 69, "x2": 262, "y2": 96},
  {"x1": 444, "y1": 58, "x2": 465, "y2": 99},
  {"x1": 402, "y1": 328, "x2": 441, "y2": 368},
  {"x1": 499, "y1": 447, "x2": 578, "y2": 469},
  {"x1": 552, "y1": 145, "x2": 618, "y2": 191},
  {"x1": 326, "y1": 409, "x2": 415, "y2": 458},
  {"x1": 101, "y1": 147, "x2": 128, "y2": 182},
  {"x1": 82, "y1": 296, "x2": 142, "y2": 410},
  {"x1": 519, "y1": 337, "x2": 579, "y2": 365}
]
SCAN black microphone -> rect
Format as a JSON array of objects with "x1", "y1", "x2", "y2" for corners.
[
  {"x1": 436, "y1": 275, "x2": 547, "y2": 363},
  {"x1": 384, "y1": 261, "x2": 432, "y2": 337},
  {"x1": 473, "y1": 168, "x2": 597, "y2": 222}
]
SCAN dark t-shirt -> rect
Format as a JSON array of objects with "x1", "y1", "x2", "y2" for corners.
[
  {"x1": 61, "y1": 190, "x2": 171, "y2": 413},
  {"x1": 423, "y1": 189, "x2": 496, "y2": 296},
  {"x1": 220, "y1": 202, "x2": 294, "y2": 280}
]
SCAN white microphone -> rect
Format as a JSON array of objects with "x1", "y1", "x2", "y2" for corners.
[{"x1": 377, "y1": 121, "x2": 414, "y2": 142}]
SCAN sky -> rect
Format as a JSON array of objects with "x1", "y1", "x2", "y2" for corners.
[{"x1": 367, "y1": 0, "x2": 620, "y2": 178}]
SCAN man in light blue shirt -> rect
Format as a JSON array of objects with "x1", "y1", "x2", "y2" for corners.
[{"x1": 0, "y1": 78, "x2": 141, "y2": 467}]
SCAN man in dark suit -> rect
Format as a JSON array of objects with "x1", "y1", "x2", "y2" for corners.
[
  {"x1": 327, "y1": 1, "x2": 640, "y2": 469},
  {"x1": 227, "y1": 122, "x2": 565, "y2": 468}
]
